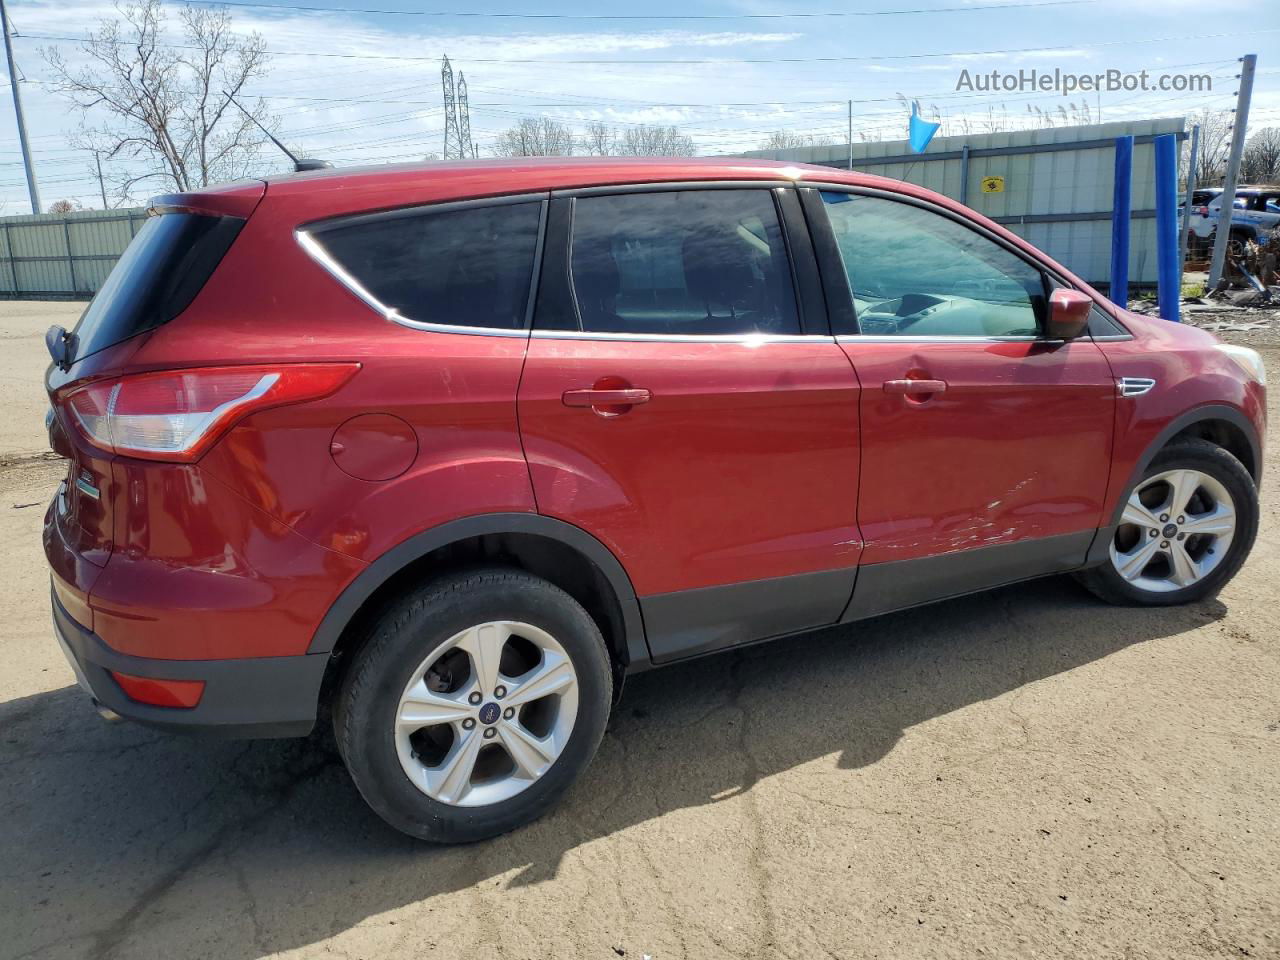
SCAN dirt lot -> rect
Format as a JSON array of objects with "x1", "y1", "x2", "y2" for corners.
[{"x1": 1, "y1": 300, "x2": 1276, "y2": 960}]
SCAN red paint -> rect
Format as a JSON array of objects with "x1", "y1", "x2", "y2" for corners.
[
  {"x1": 844, "y1": 339, "x2": 1116, "y2": 564},
  {"x1": 1096, "y1": 311, "x2": 1266, "y2": 518},
  {"x1": 94, "y1": 457, "x2": 366, "y2": 659},
  {"x1": 40, "y1": 157, "x2": 1263, "y2": 682},
  {"x1": 196, "y1": 342, "x2": 535, "y2": 564},
  {"x1": 1047, "y1": 288, "x2": 1093, "y2": 338},
  {"x1": 329, "y1": 413, "x2": 419, "y2": 481},
  {"x1": 518, "y1": 336, "x2": 862, "y2": 595},
  {"x1": 111, "y1": 672, "x2": 205, "y2": 708}
]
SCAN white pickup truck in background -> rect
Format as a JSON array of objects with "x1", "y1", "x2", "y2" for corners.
[{"x1": 1186, "y1": 186, "x2": 1280, "y2": 256}]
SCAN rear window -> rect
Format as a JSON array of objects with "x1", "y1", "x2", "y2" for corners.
[
  {"x1": 71, "y1": 213, "x2": 243, "y2": 359},
  {"x1": 308, "y1": 201, "x2": 543, "y2": 331}
]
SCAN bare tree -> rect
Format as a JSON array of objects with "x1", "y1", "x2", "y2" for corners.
[
  {"x1": 759, "y1": 130, "x2": 834, "y2": 151},
  {"x1": 1187, "y1": 107, "x2": 1233, "y2": 185},
  {"x1": 47, "y1": 199, "x2": 83, "y2": 214},
  {"x1": 43, "y1": 0, "x2": 274, "y2": 201},
  {"x1": 492, "y1": 118, "x2": 577, "y2": 157},
  {"x1": 580, "y1": 120, "x2": 614, "y2": 156},
  {"x1": 577, "y1": 121, "x2": 696, "y2": 157},
  {"x1": 614, "y1": 124, "x2": 696, "y2": 157},
  {"x1": 1241, "y1": 127, "x2": 1280, "y2": 183}
]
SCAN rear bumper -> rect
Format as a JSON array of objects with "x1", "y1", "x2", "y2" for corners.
[{"x1": 51, "y1": 586, "x2": 327, "y2": 739}]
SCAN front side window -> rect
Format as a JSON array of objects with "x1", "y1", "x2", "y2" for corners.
[
  {"x1": 568, "y1": 190, "x2": 800, "y2": 336},
  {"x1": 311, "y1": 201, "x2": 542, "y2": 330},
  {"x1": 821, "y1": 192, "x2": 1045, "y2": 337}
]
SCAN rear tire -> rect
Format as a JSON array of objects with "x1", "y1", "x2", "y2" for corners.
[
  {"x1": 1076, "y1": 440, "x2": 1257, "y2": 606},
  {"x1": 335, "y1": 568, "x2": 613, "y2": 842}
]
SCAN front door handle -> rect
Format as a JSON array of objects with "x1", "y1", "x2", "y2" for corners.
[
  {"x1": 884, "y1": 378, "x2": 947, "y2": 395},
  {"x1": 562, "y1": 386, "x2": 651, "y2": 417}
]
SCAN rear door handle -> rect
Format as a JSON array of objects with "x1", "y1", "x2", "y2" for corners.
[
  {"x1": 884, "y1": 378, "x2": 947, "y2": 395},
  {"x1": 562, "y1": 387, "x2": 652, "y2": 414}
]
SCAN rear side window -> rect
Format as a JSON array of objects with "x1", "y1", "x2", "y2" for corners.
[
  {"x1": 72, "y1": 213, "x2": 243, "y2": 359},
  {"x1": 311, "y1": 201, "x2": 543, "y2": 330},
  {"x1": 567, "y1": 190, "x2": 800, "y2": 336}
]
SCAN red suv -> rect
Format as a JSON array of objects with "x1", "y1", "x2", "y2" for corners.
[{"x1": 44, "y1": 158, "x2": 1265, "y2": 841}]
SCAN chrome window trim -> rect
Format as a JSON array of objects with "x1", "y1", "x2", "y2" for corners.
[
  {"x1": 531, "y1": 330, "x2": 834, "y2": 344},
  {"x1": 295, "y1": 192, "x2": 549, "y2": 339},
  {"x1": 839, "y1": 333, "x2": 1130, "y2": 344},
  {"x1": 837, "y1": 334, "x2": 1040, "y2": 344}
]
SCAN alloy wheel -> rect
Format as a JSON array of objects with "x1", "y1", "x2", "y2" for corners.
[
  {"x1": 1110, "y1": 468, "x2": 1236, "y2": 593},
  {"x1": 394, "y1": 620, "x2": 579, "y2": 807}
]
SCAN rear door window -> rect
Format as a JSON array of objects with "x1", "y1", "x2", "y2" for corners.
[
  {"x1": 309, "y1": 201, "x2": 543, "y2": 331},
  {"x1": 565, "y1": 190, "x2": 800, "y2": 336},
  {"x1": 71, "y1": 213, "x2": 243, "y2": 359}
]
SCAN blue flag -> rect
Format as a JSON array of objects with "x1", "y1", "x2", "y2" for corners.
[{"x1": 909, "y1": 100, "x2": 940, "y2": 154}]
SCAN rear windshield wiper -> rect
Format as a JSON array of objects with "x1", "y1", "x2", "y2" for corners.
[{"x1": 46, "y1": 325, "x2": 77, "y2": 371}]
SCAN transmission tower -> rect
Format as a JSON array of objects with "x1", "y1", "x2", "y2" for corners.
[
  {"x1": 441, "y1": 55, "x2": 463, "y2": 160},
  {"x1": 457, "y1": 71, "x2": 475, "y2": 159}
]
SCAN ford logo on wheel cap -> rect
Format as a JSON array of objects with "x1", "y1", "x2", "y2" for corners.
[{"x1": 478, "y1": 702, "x2": 501, "y2": 725}]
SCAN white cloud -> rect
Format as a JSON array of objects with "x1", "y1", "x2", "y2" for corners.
[{"x1": 1, "y1": 0, "x2": 1273, "y2": 209}]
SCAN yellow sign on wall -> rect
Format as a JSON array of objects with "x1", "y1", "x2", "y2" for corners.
[{"x1": 981, "y1": 176, "x2": 1005, "y2": 194}]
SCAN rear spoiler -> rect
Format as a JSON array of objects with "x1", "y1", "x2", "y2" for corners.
[{"x1": 148, "y1": 180, "x2": 267, "y2": 220}]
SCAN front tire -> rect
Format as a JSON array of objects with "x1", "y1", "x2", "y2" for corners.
[
  {"x1": 336, "y1": 568, "x2": 613, "y2": 842},
  {"x1": 1076, "y1": 440, "x2": 1258, "y2": 606}
]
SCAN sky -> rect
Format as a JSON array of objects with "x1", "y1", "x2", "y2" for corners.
[{"x1": 1, "y1": 0, "x2": 1278, "y2": 211}]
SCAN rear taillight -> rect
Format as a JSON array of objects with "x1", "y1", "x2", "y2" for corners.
[
  {"x1": 1196, "y1": 206, "x2": 1210, "y2": 217},
  {"x1": 60, "y1": 363, "x2": 359, "y2": 462}
]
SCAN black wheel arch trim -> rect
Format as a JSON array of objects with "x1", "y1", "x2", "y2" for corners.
[
  {"x1": 306, "y1": 513, "x2": 650, "y2": 666},
  {"x1": 1084, "y1": 403, "x2": 1261, "y2": 566}
]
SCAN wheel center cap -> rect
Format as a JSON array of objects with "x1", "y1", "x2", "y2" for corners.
[
  {"x1": 478, "y1": 702, "x2": 500, "y2": 725},
  {"x1": 1162, "y1": 523, "x2": 1178, "y2": 539}
]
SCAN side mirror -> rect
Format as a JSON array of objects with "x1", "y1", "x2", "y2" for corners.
[{"x1": 1046, "y1": 289, "x2": 1092, "y2": 340}]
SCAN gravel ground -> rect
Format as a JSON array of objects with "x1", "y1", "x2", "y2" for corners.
[{"x1": 1, "y1": 301, "x2": 1276, "y2": 960}]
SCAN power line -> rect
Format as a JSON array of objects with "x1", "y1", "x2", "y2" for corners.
[
  {"x1": 240, "y1": 62, "x2": 1238, "y2": 111},
  {"x1": 168, "y1": 0, "x2": 1097, "y2": 20},
  {"x1": 17, "y1": 28, "x2": 1280, "y2": 65}
]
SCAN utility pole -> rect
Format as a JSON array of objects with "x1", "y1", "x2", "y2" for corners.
[
  {"x1": 847, "y1": 100, "x2": 853, "y2": 170},
  {"x1": 1208, "y1": 53, "x2": 1256, "y2": 290},
  {"x1": 1, "y1": 0, "x2": 41, "y2": 213},
  {"x1": 93, "y1": 151, "x2": 108, "y2": 209},
  {"x1": 1178, "y1": 124, "x2": 1199, "y2": 280}
]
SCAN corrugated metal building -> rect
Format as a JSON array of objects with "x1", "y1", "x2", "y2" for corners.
[
  {"x1": 739, "y1": 116, "x2": 1187, "y2": 288},
  {"x1": 0, "y1": 208, "x2": 146, "y2": 299}
]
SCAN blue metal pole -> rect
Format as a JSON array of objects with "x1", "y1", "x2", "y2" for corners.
[
  {"x1": 1154, "y1": 133, "x2": 1180, "y2": 322},
  {"x1": 1109, "y1": 135, "x2": 1133, "y2": 306}
]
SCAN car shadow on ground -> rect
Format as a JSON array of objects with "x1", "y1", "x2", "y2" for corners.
[{"x1": 0, "y1": 577, "x2": 1226, "y2": 959}]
